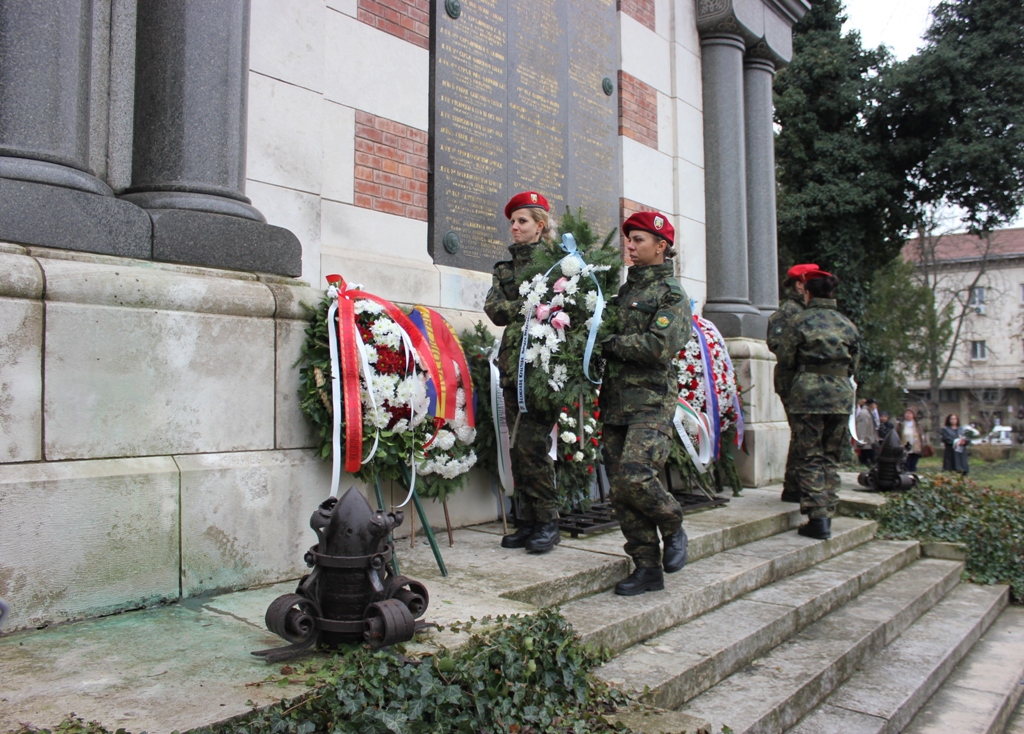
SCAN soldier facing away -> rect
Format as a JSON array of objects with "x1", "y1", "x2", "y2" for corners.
[
  {"x1": 766, "y1": 263, "x2": 819, "y2": 504},
  {"x1": 600, "y1": 211, "x2": 691, "y2": 595},
  {"x1": 775, "y1": 270, "x2": 860, "y2": 539}
]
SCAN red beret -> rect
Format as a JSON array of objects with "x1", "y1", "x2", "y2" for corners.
[
  {"x1": 622, "y1": 211, "x2": 674, "y2": 245},
  {"x1": 802, "y1": 268, "x2": 834, "y2": 281},
  {"x1": 786, "y1": 263, "x2": 819, "y2": 281},
  {"x1": 504, "y1": 191, "x2": 549, "y2": 219}
]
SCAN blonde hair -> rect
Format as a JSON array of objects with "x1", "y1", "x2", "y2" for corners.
[{"x1": 525, "y1": 207, "x2": 557, "y2": 242}]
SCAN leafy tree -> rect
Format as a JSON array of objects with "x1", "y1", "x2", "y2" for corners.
[
  {"x1": 876, "y1": 0, "x2": 1024, "y2": 234},
  {"x1": 773, "y1": 0, "x2": 907, "y2": 390}
]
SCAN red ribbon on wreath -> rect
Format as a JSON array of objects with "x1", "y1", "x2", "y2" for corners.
[{"x1": 326, "y1": 275, "x2": 444, "y2": 474}]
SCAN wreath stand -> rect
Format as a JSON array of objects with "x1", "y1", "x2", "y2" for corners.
[{"x1": 371, "y1": 466, "x2": 449, "y2": 577}]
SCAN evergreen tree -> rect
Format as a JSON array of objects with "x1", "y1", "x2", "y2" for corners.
[
  {"x1": 876, "y1": 0, "x2": 1024, "y2": 233},
  {"x1": 773, "y1": 0, "x2": 905, "y2": 388}
]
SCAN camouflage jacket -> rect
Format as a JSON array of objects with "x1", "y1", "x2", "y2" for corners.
[
  {"x1": 484, "y1": 240, "x2": 540, "y2": 388},
  {"x1": 766, "y1": 288, "x2": 805, "y2": 402},
  {"x1": 775, "y1": 297, "x2": 860, "y2": 415},
  {"x1": 600, "y1": 262, "x2": 691, "y2": 426}
]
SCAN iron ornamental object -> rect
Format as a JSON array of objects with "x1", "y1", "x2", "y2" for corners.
[
  {"x1": 254, "y1": 487, "x2": 430, "y2": 662},
  {"x1": 857, "y1": 429, "x2": 919, "y2": 492}
]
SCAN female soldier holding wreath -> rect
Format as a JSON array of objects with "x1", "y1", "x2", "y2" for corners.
[{"x1": 484, "y1": 191, "x2": 563, "y2": 554}]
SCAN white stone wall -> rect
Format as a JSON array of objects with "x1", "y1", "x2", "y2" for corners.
[
  {"x1": 0, "y1": 245, "x2": 500, "y2": 631},
  {"x1": 619, "y1": 1, "x2": 708, "y2": 311}
]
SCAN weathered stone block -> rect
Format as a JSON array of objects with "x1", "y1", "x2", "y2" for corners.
[
  {"x1": 0, "y1": 457, "x2": 180, "y2": 631},
  {"x1": 0, "y1": 252, "x2": 44, "y2": 462},
  {"x1": 41, "y1": 259, "x2": 277, "y2": 460},
  {"x1": 177, "y1": 449, "x2": 332, "y2": 596}
]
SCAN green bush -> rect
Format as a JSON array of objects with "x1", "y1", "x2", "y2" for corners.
[
  {"x1": 17, "y1": 610, "x2": 638, "y2": 734},
  {"x1": 876, "y1": 473, "x2": 1024, "y2": 601}
]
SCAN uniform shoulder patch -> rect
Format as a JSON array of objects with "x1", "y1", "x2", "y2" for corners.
[
  {"x1": 664, "y1": 277, "x2": 684, "y2": 303},
  {"x1": 654, "y1": 311, "x2": 674, "y2": 329}
]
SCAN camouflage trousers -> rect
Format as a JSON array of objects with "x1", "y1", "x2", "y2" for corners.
[
  {"x1": 790, "y1": 413, "x2": 849, "y2": 519},
  {"x1": 603, "y1": 423, "x2": 683, "y2": 568},
  {"x1": 504, "y1": 387, "x2": 559, "y2": 524}
]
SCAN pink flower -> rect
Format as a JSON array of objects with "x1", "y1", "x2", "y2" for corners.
[
  {"x1": 535, "y1": 303, "x2": 552, "y2": 321},
  {"x1": 551, "y1": 311, "x2": 571, "y2": 330},
  {"x1": 553, "y1": 277, "x2": 569, "y2": 293}
]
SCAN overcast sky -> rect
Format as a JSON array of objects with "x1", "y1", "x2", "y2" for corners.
[{"x1": 842, "y1": 0, "x2": 936, "y2": 60}]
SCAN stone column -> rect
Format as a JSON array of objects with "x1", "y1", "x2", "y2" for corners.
[
  {"x1": 0, "y1": 0, "x2": 150, "y2": 256},
  {"x1": 123, "y1": 0, "x2": 300, "y2": 276},
  {"x1": 700, "y1": 32, "x2": 764, "y2": 338},
  {"x1": 744, "y1": 53, "x2": 779, "y2": 336}
]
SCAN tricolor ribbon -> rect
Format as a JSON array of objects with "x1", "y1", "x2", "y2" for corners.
[
  {"x1": 699, "y1": 316, "x2": 746, "y2": 451},
  {"x1": 516, "y1": 233, "x2": 606, "y2": 413},
  {"x1": 693, "y1": 317, "x2": 722, "y2": 459},
  {"x1": 409, "y1": 306, "x2": 475, "y2": 428},
  {"x1": 673, "y1": 397, "x2": 713, "y2": 473},
  {"x1": 324, "y1": 276, "x2": 443, "y2": 505}
]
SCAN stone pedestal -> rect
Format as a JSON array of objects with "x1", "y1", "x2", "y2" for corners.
[
  {"x1": 0, "y1": 0, "x2": 152, "y2": 256},
  {"x1": 727, "y1": 338, "x2": 789, "y2": 487},
  {"x1": 123, "y1": 0, "x2": 300, "y2": 275},
  {"x1": 700, "y1": 33, "x2": 764, "y2": 339}
]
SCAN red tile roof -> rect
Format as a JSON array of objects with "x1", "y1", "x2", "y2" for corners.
[{"x1": 903, "y1": 227, "x2": 1024, "y2": 264}]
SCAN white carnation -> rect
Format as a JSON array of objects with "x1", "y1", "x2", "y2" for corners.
[
  {"x1": 560, "y1": 430, "x2": 577, "y2": 444},
  {"x1": 574, "y1": 451, "x2": 585, "y2": 462},
  {"x1": 560, "y1": 257, "x2": 582, "y2": 277},
  {"x1": 355, "y1": 299, "x2": 384, "y2": 314},
  {"x1": 585, "y1": 291, "x2": 599, "y2": 312},
  {"x1": 433, "y1": 429, "x2": 457, "y2": 451},
  {"x1": 455, "y1": 425, "x2": 477, "y2": 444}
]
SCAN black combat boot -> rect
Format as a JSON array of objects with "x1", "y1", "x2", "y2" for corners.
[
  {"x1": 500, "y1": 524, "x2": 535, "y2": 549},
  {"x1": 797, "y1": 517, "x2": 832, "y2": 540},
  {"x1": 525, "y1": 520, "x2": 562, "y2": 553},
  {"x1": 615, "y1": 566, "x2": 665, "y2": 596},
  {"x1": 662, "y1": 527, "x2": 689, "y2": 573}
]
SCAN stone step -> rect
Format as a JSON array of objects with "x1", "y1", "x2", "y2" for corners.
[
  {"x1": 561, "y1": 516, "x2": 878, "y2": 653},
  {"x1": 787, "y1": 582, "x2": 1009, "y2": 734},
  {"x1": 901, "y1": 605, "x2": 1024, "y2": 734},
  {"x1": 466, "y1": 492, "x2": 802, "y2": 608},
  {"x1": 676, "y1": 557, "x2": 965, "y2": 734},
  {"x1": 597, "y1": 539, "x2": 921, "y2": 710},
  {"x1": 1008, "y1": 701, "x2": 1024, "y2": 734}
]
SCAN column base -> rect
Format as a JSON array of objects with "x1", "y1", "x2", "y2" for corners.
[
  {"x1": 725, "y1": 337, "x2": 789, "y2": 487},
  {"x1": 703, "y1": 302, "x2": 767, "y2": 339},
  {"x1": 149, "y1": 209, "x2": 301, "y2": 276},
  {"x1": 0, "y1": 177, "x2": 152, "y2": 258}
]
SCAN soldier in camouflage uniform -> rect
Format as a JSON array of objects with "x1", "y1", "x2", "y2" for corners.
[
  {"x1": 484, "y1": 191, "x2": 563, "y2": 553},
  {"x1": 766, "y1": 263, "x2": 818, "y2": 504},
  {"x1": 600, "y1": 211, "x2": 692, "y2": 595},
  {"x1": 774, "y1": 270, "x2": 860, "y2": 539}
]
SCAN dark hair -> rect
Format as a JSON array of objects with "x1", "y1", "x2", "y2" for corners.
[
  {"x1": 805, "y1": 275, "x2": 839, "y2": 299},
  {"x1": 944, "y1": 413, "x2": 959, "y2": 427}
]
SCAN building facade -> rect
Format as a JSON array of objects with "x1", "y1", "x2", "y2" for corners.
[
  {"x1": 0, "y1": 0, "x2": 807, "y2": 630},
  {"x1": 903, "y1": 228, "x2": 1024, "y2": 440}
]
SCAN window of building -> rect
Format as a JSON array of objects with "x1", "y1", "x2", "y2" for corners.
[
  {"x1": 939, "y1": 389, "x2": 959, "y2": 402},
  {"x1": 971, "y1": 340, "x2": 987, "y2": 360},
  {"x1": 969, "y1": 286, "x2": 986, "y2": 314},
  {"x1": 982, "y1": 389, "x2": 1000, "y2": 402}
]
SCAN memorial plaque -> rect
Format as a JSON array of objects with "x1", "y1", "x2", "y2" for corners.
[{"x1": 430, "y1": 0, "x2": 619, "y2": 272}]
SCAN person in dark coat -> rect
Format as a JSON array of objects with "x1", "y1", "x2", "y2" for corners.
[
  {"x1": 600, "y1": 211, "x2": 691, "y2": 596},
  {"x1": 775, "y1": 270, "x2": 860, "y2": 540},
  {"x1": 877, "y1": 410, "x2": 895, "y2": 442},
  {"x1": 941, "y1": 413, "x2": 970, "y2": 475}
]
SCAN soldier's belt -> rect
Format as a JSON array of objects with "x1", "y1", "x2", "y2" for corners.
[{"x1": 798, "y1": 365, "x2": 848, "y2": 377}]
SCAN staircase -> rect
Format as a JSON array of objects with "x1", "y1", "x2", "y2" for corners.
[
  {"x1": 537, "y1": 486, "x2": 1024, "y2": 734},
  {"x1": 2, "y1": 483, "x2": 1022, "y2": 734}
]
